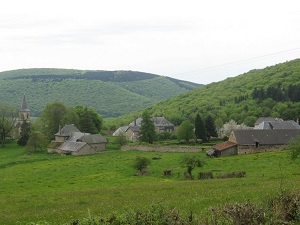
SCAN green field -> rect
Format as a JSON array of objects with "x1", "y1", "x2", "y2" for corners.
[{"x1": 0, "y1": 141, "x2": 299, "y2": 224}]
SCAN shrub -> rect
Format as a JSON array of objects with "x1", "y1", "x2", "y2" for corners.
[
  {"x1": 198, "y1": 172, "x2": 213, "y2": 180},
  {"x1": 216, "y1": 171, "x2": 246, "y2": 179},
  {"x1": 268, "y1": 191, "x2": 300, "y2": 223},
  {"x1": 209, "y1": 202, "x2": 267, "y2": 225},
  {"x1": 133, "y1": 156, "x2": 151, "y2": 174}
]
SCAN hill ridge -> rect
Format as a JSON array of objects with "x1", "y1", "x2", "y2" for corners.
[{"x1": 0, "y1": 68, "x2": 202, "y2": 117}]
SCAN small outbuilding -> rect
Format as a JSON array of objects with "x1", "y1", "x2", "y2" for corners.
[{"x1": 208, "y1": 141, "x2": 238, "y2": 157}]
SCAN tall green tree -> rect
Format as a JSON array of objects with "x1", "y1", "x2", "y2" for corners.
[
  {"x1": 39, "y1": 102, "x2": 79, "y2": 141},
  {"x1": 177, "y1": 120, "x2": 195, "y2": 143},
  {"x1": 194, "y1": 113, "x2": 207, "y2": 142},
  {"x1": 17, "y1": 121, "x2": 30, "y2": 146},
  {"x1": 139, "y1": 110, "x2": 156, "y2": 144},
  {"x1": 75, "y1": 106, "x2": 103, "y2": 134},
  {"x1": 205, "y1": 115, "x2": 217, "y2": 141},
  {"x1": 0, "y1": 103, "x2": 18, "y2": 146},
  {"x1": 25, "y1": 126, "x2": 48, "y2": 154}
]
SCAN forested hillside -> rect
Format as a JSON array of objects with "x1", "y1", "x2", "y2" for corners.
[
  {"x1": 109, "y1": 59, "x2": 300, "y2": 128},
  {"x1": 0, "y1": 69, "x2": 201, "y2": 117}
]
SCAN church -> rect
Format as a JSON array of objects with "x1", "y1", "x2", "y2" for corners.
[{"x1": 13, "y1": 95, "x2": 30, "y2": 139}]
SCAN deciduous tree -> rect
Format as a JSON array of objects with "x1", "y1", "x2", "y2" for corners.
[
  {"x1": 39, "y1": 102, "x2": 79, "y2": 140},
  {"x1": 75, "y1": 106, "x2": 103, "y2": 134},
  {"x1": 181, "y1": 155, "x2": 203, "y2": 179},
  {"x1": 177, "y1": 120, "x2": 195, "y2": 143},
  {"x1": 25, "y1": 126, "x2": 48, "y2": 154},
  {"x1": 0, "y1": 103, "x2": 18, "y2": 146}
]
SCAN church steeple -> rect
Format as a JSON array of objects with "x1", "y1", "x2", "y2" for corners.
[{"x1": 21, "y1": 95, "x2": 30, "y2": 112}]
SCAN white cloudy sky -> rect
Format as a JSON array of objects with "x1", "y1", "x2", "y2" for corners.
[{"x1": 1, "y1": 0, "x2": 300, "y2": 84}]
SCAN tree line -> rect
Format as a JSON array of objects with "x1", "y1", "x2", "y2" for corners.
[{"x1": 252, "y1": 84, "x2": 300, "y2": 102}]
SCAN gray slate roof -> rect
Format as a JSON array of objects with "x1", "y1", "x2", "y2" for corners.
[
  {"x1": 254, "y1": 117, "x2": 283, "y2": 126},
  {"x1": 126, "y1": 126, "x2": 140, "y2": 132},
  {"x1": 80, "y1": 134, "x2": 107, "y2": 143},
  {"x1": 55, "y1": 124, "x2": 80, "y2": 137},
  {"x1": 58, "y1": 141, "x2": 87, "y2": 152},
  {"x1": 255, "y1": 120, "x2": 300, "y2": 130},
  {"x1": 152, "y1": 117, "x2": 174, "y2": 127},
  {"x1": 233, "y1": 129, "x2": 300, "y2": 145}
]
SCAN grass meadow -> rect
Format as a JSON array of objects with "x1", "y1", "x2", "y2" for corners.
[{"x1": 0, "y1": 140, "x2": 299, "y2": 224}]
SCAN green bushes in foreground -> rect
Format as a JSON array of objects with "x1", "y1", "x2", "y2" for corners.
[{"x1": 28, "y1": 191, "x2": 300, "y2": 225}]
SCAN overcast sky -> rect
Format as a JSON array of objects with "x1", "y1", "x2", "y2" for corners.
[{"x1": 1, "y1": 0, "x2": 300, "y2": 84}]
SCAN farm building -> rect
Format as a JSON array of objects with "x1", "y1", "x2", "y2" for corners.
[
  {"x1": 229, "y1": 129, "x2": 300, "y2": 154},
  {"x1": 254, "y1": 117, "x2": 300, "y2": 130},
  {"x1": 207, "y1": 141, "x2": 238, "y2": 157},
  {"x1": 47, "y1": 125, "x2": 107, "y2": 155}
]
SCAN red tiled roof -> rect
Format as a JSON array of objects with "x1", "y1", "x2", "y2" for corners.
[{"x1": 212, "y1": 141, "x2": 237, "y2": 151}]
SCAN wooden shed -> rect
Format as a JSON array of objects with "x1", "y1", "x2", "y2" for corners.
[{"x1": 210, "y1": 141, "x2": 238, "y2": 157}]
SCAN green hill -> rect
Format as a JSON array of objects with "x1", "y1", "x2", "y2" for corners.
[
  {"x1": 0, "y1": 69, "x2": 202, "y2": 117},
  {"x1": 109, "y1": 59, "x2": 300, "y2": 127}
]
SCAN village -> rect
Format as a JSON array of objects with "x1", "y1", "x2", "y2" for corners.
[{"x1": 12, "y1": 95, "x2": 300, "y2": 157}]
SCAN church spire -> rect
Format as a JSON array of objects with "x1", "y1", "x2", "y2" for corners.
[{"x1": 21, "y1": 95, "x2": 30, "y2": 112}]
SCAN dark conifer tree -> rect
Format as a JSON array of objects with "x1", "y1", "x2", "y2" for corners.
[
  {"x1": 17, "y1": 121, "x2": 30, "y2": 146},
  {"x1": 205, "y1": 115, "x2": 218, "y2": 141},
  {"x1": 194, "y1": 113, "x2": 207, "y2": 142},
  {"x1": 139, "y1": 110, "x2": 156, "y2": 144}
]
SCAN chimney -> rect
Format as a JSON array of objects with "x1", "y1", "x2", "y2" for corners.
[{"x1": 59, "y1": 125, "x2": 61, "y2": 135}]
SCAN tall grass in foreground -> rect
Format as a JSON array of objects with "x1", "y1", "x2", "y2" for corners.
[{"x1": 0, "y1": 142, "x2": 299, "y2": 224}]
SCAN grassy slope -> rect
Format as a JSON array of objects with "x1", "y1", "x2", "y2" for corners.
[
  {"x1": 0, "y1": 141, "x2": 299, "y2": 224},
  {"x1": 0, "y1": 69, "x2": 201, "y2": 118}
]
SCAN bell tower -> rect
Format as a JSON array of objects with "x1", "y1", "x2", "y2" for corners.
[{"x1": 19, "y1": 95, "x2": 30, "y2": 124}]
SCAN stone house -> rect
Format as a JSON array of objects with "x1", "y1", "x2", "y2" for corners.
[
  {"x1": 47, "y1": 124, "x2": 107, "y2": 155},
  {"x1": 116, "y1": 116, "x2": 175, "y2": 142}
]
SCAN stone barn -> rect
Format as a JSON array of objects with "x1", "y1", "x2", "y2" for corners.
[{"x1": 47, "y1": 125, "x2": 107, "y2": 155}]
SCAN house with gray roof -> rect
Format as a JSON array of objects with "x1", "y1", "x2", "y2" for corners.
[
  {"x1": 120, "y1": 116, "x2": 175, "y2": 142},
  {"x1": 112, "y1": 126, "x2": 129, "y2": 136},
  {"x1": 229, "y1": 129, "x2": 300, "y2": 154},
  {"x1": 47, "y1": 125, "x2": 107, "y2": 155},
  {"x1": 255, "y1": 120, "x2": 300, "y2": 130}
]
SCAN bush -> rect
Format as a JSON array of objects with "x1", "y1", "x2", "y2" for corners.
[
  {"x1": 133, "y1": 156, "x2": 151, "y2": 174},
  {"x1": 216, "y1": 171, "x2": 246, "y2": 179},
  {"x1": 268, "y1": 191, "x2": 300, "y2": 223},
  {"x1": 198, "y1": 172, "x2": 213, "y2": 180},
  {"x1": 209, "y1": 202, "x2": 267, "y2": 225}
]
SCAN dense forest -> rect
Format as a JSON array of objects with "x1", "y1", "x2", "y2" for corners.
[
  {"x1": 0, "y1": 69, "x2": 201, "y2": 117},
  {"x1": 108, "y1": 59, "x2": 300, "y2": 128}
]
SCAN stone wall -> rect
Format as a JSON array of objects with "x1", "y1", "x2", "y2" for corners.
[
  {"x1": 121, "y1": 145, "x2": 202, "y2": 152},
  {"x1": 238, "y1": 145, "x2": 285, "y2": 154}
]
